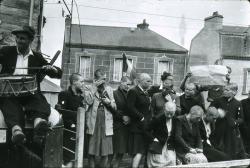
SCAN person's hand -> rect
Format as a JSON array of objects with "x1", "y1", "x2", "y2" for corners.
[
  {"x1": 195, "y1": 148, "x2": 203, "y2": 153},
  {"x1": 101, "y1": 97, "x2": 111, "y2": 105},
  {"x1": 189, "y1": 148, "x2": 197, "y2": 154},
  {"x1": 122, "y1": 116, "x2": 130, "y2": 125},
  {"x1": 165, "y1": 94, "x2": 173, "y2": 102},
  {"x1": 186, "y1": 72, "x2": 192, "y2": 78},
  {"x1": 42, "y1": 65, "x2": 57, "y2": 72}
]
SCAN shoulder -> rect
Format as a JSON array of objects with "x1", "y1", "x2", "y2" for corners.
[
  {"x1": 59, "y1": 89, "x2": 70, "y2": 97},
  {"x1": 0, "y1": 46, "x2": 16, "y2": 53},
  {"x1": 176, "y1": 115, "x2": 185, "y2": 122}
]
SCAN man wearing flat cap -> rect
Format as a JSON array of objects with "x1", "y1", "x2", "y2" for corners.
[{"x1": 0, "y1": 25, "x2": 62, "y2": 144}]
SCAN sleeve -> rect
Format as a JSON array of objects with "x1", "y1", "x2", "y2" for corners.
[
  {"x1": 195, "y1": 124, "x2": 203, "y2": 149},
  {"x1": 57, "y1": 91, "x2": 67, "y2": 110},
  {"x1": 37, "y1": 53, "x2": 62, "y2": 79},
  {"x1": 175, "y1": 118, "x2": 191, "y2": 153},
  {"x1": 150, "y1": 95, "x2": 157, "y2": 117},
  {"x1": 113, "y1": 91, "x2": 125, "y2": 120},
  {"x1": 127, "y1": 89, "x2": 144, "y2": 121}
]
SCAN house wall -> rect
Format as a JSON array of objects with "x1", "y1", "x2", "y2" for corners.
[
  {"x1": 61, "y1": 46, "x2": 186, "y2": 92},
  {"x1": 0, "y1": 0, "x2": 41, "y2": 49},
  {"x1": 188, "y1": 28, "x2": 221, "y2": 68}
]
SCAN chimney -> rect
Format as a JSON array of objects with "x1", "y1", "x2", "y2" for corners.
[
  {"x1": 137, "y1": 19, "x2": 149, "y2": 30},
  {"x1": 204, "y1": 11, "x2": 223, "y2": 30}
]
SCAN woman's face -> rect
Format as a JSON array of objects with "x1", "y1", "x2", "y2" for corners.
[
  {"x1": 164, "y1": 110, "x2": 175, "y2": 120},
  {"x1": 162, "y1": 76, "x2": 173, "y2": 89}
]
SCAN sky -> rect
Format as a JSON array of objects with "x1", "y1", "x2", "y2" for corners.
[{"x1": 41, "y1": 0, "x2": 250, "y2": 84}]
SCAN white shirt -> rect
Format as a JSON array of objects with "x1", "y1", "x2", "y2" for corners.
[
  {"x1": 14, "y1": 48, "x2": 33, "y2": 75},
  {"x1": 202, "y1": 119, "x2": 212, "y2": 145},
  {"x1": 166, "y1": 119, "x2": 172, "y2": 136}
]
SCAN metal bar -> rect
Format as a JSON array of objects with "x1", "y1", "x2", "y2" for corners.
[
  {"x1": 64, "y1": 128, "x2": 76, "y2": 134},
  {"x1": 63, "y1": 147, "x2": 75, "y2": 154}
]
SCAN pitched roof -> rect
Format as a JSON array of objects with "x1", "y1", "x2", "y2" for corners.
[
  {"x1": 65, "y1": 24, "x2": 187, "y2": 53},
  {"x1": 220, "y1": 26, "x2": 249, "y2": 34},
  {"x1": 41, "y1": 78, "x2": 61, "y2": 93}
]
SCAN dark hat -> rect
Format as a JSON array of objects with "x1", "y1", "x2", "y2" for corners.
[{"x1": 11, "y1": 25, "x2": 36, "y2": 39}]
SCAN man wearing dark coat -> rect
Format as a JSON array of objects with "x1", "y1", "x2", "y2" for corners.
[
  {"x1": 127, "y1": 73, "x2": 152, "y2": 168},
  {"x1": 210, "y1": 83, "x2": 246, "y2": 159},
  {"x1": 111, "y1": 76, "x2": 132, "y2": 168},
  {"x1": 240, "y1": 90, "x2": 250, "y2": 154},
  {"x1": 199, "y1": 106, "x2": 230, "y2": 162},
  {"x1": 0, "y1": 26, "x2": 62, "y2": 144}
]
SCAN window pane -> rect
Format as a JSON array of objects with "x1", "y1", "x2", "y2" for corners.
[
  {"x1": 79, "y1": 56, "x2": 91, "y2": 79},
  {"x1": 156, "y1": 61, "x2": 170, "y2": 84},
  {"x1": 113, "y1": 59, "x2": 123, "y2": 81},
  {"x1": 113, "y1": 58, "x2": 133, "y2": 81},
  {"x1": 247, "y1": 71, "x2": 250, "y2": 92}
]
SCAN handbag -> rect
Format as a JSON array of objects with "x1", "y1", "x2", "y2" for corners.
[{"x1": 148, "y1": 141, "x2": 163, "y2": 154}]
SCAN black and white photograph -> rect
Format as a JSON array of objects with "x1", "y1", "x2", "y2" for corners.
[{"x1": 0, "y1": 0, "x2": 250, "y2": 167}]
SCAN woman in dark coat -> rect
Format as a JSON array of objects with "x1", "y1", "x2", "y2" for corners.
[{"x1": 146, "y1": 102, "x2": 177, "y2": 167}]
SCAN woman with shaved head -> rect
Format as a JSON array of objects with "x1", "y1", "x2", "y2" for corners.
[
  {"x1": 175, "y1": 105, "x2": 208, "y2": 164},
  {"x1": 146, "y1": 102, "x2": 177, "y2": 167}
]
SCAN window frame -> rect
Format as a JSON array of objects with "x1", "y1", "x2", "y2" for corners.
[
  {"x1": 153, "y1": 55, "x2": 174, "y2": 85},
  {"x1": 242, "y1": 68, "x2": 250, "y2": 95}
]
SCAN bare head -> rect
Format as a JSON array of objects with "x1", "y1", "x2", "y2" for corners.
[
  {"x1": 204, "y1": 106, "x2": 219, "y2": 123},
  {"x1": 223, "y1": 83, "x2": 238, "y2": 99},
  {"x1": 185, "y1": 83, "x2": 197, "y2": 98},
  {"x1": 188, "y1": 105, "x2": 204, "y2": 123},
  {"x1": 164, "y1": 102, "x2": 176, "y2": 120},
  {"x1": 138, "y1": 73, "x2": 152, "y2": 90},
  {"x1": 69, "y1": 73, "x2": 84, "y2": 91}
]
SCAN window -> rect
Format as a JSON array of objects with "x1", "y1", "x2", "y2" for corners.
[
  {"x1": 243, "y1": 68, "x2": 250, "y2": 94},
  {"x1": 79, "y1": 56, "x2": 91, "y2": 79},
  {"x1": 113, "y1": 58, "x2": 133, "y2": 82},
  {"x1": 156, "y1": 61, "x2": 171, "y2": 84}
]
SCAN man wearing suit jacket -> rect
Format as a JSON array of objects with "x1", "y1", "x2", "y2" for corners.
[
  {"x1": 0, "y1": 26, "x2": 62, "y2": 144},
  {"x1": 199, "y1": 106, "x2": 230, "y2": 162},
  {"x1": 175, "y1": 105, "x2": 208, "y2": 164},
  {"x1": 240, "y1": 90, "x2": 250, "y2": 154},
  {"x1": 127, "y1": 73, "x2": 152, "y2": 168}
]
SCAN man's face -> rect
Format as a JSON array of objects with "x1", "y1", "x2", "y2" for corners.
[
  {"x1": 74, "y1": 76, "x2": 84, "y2": 91},
  {"x1": 162, "y1": 76, "x2": 173, "y2": 89},
  {"x1": 141, "y1": 76, "x2": 152, "y2": 90},
  {"x1": 120, "y1": 81, "x2": 132, "y2": 91},
  {"x1": 15, "y1": 33, "x2": 32, "y2": 51},
  {"x1": 185, "y1": 84, "x2": 196, "y2": 98},
  {"x1": 223, "y1": 87, "x2": 235, "y2": 99}
]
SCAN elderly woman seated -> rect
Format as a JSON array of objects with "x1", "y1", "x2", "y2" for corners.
[
  {"x1": 175, "y1": 105, "x2": 208, "y2": 164},
  {"x1": 146, "y1": 101, "x2": 177, "y2": 168}
]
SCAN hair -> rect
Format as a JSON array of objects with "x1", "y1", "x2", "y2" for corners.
[
  {"x1": 189, "y1": 105, "x2": 204, "y2": 116},
  {"x1": 207, "y1": 106, "x2": 219, "y2": 117},
  {"x1": 226, "y1": 82, "x2": 238, "y2": 92},
  {"x1": 94, "y1": 69, "x2": 106, "y2": 80},
  {"x1": 185, "y1": 83, "x2": 196, "y2": 90},
  {"x1": 164, "y1": 102, "x2": 176, "y2": 112},
  {"x1": 138, "y1": 73, "x2": 150, "y2": 82},
  {"x1": 161, "y1": 71, "x2": 172, "y2": 81},
  {"x1": 69, "y1": 73, "x2": 81, "y2": 85},
  {"x1": 120, "y1": 76, "x2": 131, "y2": 83}
]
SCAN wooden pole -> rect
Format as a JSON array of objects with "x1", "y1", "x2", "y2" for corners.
[{"x1": 74, "y1": 106, "x2": 85, "y2": 168}]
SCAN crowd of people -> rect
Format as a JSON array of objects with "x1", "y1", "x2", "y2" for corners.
[
  {"x1": 59, "y1": 69, "x2": 250, "y2": 168},
  {"x1": 0, "y1": 25, "x2": 250, "y2": 168}
]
